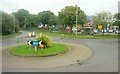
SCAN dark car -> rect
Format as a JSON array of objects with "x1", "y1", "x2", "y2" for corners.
[{"x1": 83, "y1": 28, "x2": 94, "y2": 35}]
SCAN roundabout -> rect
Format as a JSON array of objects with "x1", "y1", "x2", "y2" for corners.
[
  {"x1": 2, "y1": 43, "x2": 92, "y2": 68},
  {"x1": 9, "y1": 43, "x2": 69, "y2": 57}
]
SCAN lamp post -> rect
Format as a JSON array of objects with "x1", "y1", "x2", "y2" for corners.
[
  {"x1": 76, "y1": 5, "x2": 78, "y2": 36},
  {"x1": 12, "y1": 9, "x2": 17, "y2": 33}
]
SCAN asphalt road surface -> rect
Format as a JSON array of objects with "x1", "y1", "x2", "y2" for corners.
[{"x1": 2, "y1": 31, "x2": 118, "y2": 72}]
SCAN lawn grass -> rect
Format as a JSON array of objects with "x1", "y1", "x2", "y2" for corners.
[
  {"x1": 9, "y1": 43, "x2": 69, "y2": 57},
  {"x1": 1, "y1": 32, "x2": 22, "y2": 38}
]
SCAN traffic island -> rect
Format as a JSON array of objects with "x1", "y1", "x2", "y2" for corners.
[
  {"x1": 2, "y1": 43, "x2": 92, "y2": 68},
  {"x1": 9, "y1": 43, "x2": 69, "y2": 57}
]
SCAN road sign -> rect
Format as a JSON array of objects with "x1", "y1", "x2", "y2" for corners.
[
  {"x1": 33, "y1": 40, "x2": 39, "y2": 46},
  {"x1": 98, "y1": 25, "x2": 102, "y2": 29},
  {"x1": 27, "y1": 41, "x2": 33, "y2": 45}
]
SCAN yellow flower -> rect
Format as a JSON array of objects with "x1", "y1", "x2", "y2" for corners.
[{"x1": 34, "y1": 36, "x2": 38, "y2": 40}]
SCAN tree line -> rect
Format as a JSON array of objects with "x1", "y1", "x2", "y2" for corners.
[{"x1": 1, "y1": 5, "x2": 119, "y2": 35}]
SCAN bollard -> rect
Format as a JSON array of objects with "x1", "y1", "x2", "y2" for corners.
[
  {"x1": 32, "y1": 32, "x2": 35, "y2": 37},
  {"x1": 28, "y1": 33, "x2": 32, "y2": 37}
]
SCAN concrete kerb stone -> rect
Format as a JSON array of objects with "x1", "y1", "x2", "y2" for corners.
[{"x1": 2, "y1": 43, "x2": 92, "y2": 69}]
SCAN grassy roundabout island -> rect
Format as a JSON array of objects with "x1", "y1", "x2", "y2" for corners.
[{"x1": 9, "y1": 43, "x2": 69, "y2": 57}]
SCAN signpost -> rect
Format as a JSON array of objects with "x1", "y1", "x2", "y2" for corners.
[
  {"x1": 16, "y1": 36, "x2": 22, "y2": 47},
  {"x1": 27, "y1": 41, "x2": 33, "y2": 50},
  {"x1": 98, "y1": 25, "x2": 103, "y2": 34},
  {"x1": 98, "y1": 25, "x2": 102, "y2": 29},
  {"x1": 60, "y1": 34, "x2": 64, "y2": 43},
  {"x1": 33, "y1": 40, "x2": 39, "y2": 52},
  {"x1": 27, "y1": 40, "x2": 44, "y2": 52}
]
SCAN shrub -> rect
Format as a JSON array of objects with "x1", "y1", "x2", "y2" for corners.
[{"x1": 34, "y1": 33, "x2": 52, "y2": 48}]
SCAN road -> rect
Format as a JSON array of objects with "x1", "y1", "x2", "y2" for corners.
[{"x1": 2, "y1": 31, "x2": 118, "y2": 72}]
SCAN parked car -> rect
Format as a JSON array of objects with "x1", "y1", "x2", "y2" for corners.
[
  {"x1": 115, "y1": 30, "x2": 118, "y2": 33},
  {"x1": 94, "y1": 29, "x2": 98, "y2": 34},
  {"x1": 72, "y1": 28, "x2": 80, "y2": 32},
  {"x1": 108, "y1": 29, "x2": 113, "y2": 33},
  {"x1": 115, "y1": 29, "x2": 120, "y2": 34},
  {"x1": 38, "y1": 24, "x2": 43, "y2": 28},
  {"x1": 38, "y1": 25, "x2": 43, "y2": 28},
  {"x1": 102, "y1": 29, "x2": 107, "y2": 33},
  {"x1": 83, "y1": 28, "x2": 94, "y2": 35}
]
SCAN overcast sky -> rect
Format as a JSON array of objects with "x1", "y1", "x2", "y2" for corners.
[{"x1": 0, "y1": 0, "x2": 119, "y2": 15}]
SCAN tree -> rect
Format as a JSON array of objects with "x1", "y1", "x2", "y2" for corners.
[
  {"x1": 38, "y1": 10, "x2": 57, "y2": 26},
  {"x1": 112, "y1": 13, "x2": 120, "y2": 29},
  {"x1": 2, "y1": 11, "x2": 20, "y2": 35},
  {"x1": 25, "y1": 14, "x2": 37, "y2": 27},
  {"x1": 58, "y1": 6, "x2": 87, "y2": 32},
  {"x1": 93, "y1": 11, "x2": 112, "y2": 29},
  {"x1": 14, "y1": 9, "x2": 29, "y2": 28},
  {"x1": 48, "y1": 15, "x2": 60, "y2": 26},
  {"x1": 114, "y1": 13, "x2": 120, "y2": 20}
]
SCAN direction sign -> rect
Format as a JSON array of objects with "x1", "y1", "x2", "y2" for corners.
[
  {"x1": 98, "y1": 25, "x2": 102, "y2": 29},
  {"x1": 33, "y1": 40, "x2": 39, "y2": 46}
]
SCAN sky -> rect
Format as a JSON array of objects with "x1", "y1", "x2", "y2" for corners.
[{"x1": 0, "y1": 0, "x2": 119, "y2": 15}]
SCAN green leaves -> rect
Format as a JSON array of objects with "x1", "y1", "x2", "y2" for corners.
[
  {"x1": 93, "y1": 11, "x2": 112, "y2": 28},
  {"x1": 14, "y1": 9, "x2": 29, "y2": 28},
  {"x1": 2, "y1": 11, "x2": 20, "y2": 35},
  {"x1": 59, "y1": 6, "x2": 87, "y2": 26},
  {"x1": 38, "y1": 10, "x2": 56, "y2": 26}
]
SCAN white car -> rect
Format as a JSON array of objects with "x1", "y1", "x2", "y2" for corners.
[
  {"x1": 102, "y1": 29, "x2": 107, "y2": 33},
  {"x1": 108, "y1": 29, "x2": 113, "y2": 33},
  {"x1": 94, "y1": 29, "x2": 98, "y2": 34},
  {"x1": 116, "y1": 30, "x2": 118, "y2": 33},
  {"x1": 38, "y1": 25, "x2": 43, "y2": 28},
  {"x1": 72, "y1": 28, "x2": 77, "y2": 32}
]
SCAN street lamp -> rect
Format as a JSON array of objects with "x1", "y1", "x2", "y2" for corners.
[
  {"x1": 76, "y1": 5, "x2": 78, "y2": 36},
  {"x1": 12, "y1": 9, "x2": 17, "y2": 33}
]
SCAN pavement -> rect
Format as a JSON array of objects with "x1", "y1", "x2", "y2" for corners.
[{"x1": 2, "y1": 31, "x2": 118, "y2": 72}]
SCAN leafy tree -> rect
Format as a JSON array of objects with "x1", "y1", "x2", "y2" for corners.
[
  {"x1": 2, "y1": 11, "x2": 20, "y2": 35},
  {"x1": 58, "y1": 6, "x2": 87, "y2": 32},
  {"x1": 93, "y1": 11, "x2": 112, "y2": 29},
  {"x1": 14, "y1": 9, "x2": 29, "y2": 28},
  {"x1": 114, "y1": 13, "x2": 120, "y2": 20},
  {"x1": 112, "y1": 13, "x2": 120, "y2": 29},
  {"x1": 25, "y1": 14, "x2": 37, "y2": 27},
  {"x1": 38, "y1": 10, "x2": 56, "y2": 26}
]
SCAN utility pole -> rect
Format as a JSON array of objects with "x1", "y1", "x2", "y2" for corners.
[{"x1": 76, "y1": 5, "x2": 78, "y2": 36}]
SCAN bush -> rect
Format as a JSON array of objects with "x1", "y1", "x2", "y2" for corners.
[{"x1": 34, "y1": 33, "x2": 52, "y2": 48}]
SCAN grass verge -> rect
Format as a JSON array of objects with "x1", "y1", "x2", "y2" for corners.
[
  {"x1": 9, "y1": 43, "x2": 69, "y2": 57},
  {"x1": 1, "y1": 32, "x2": 22, "y2": 38}
]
